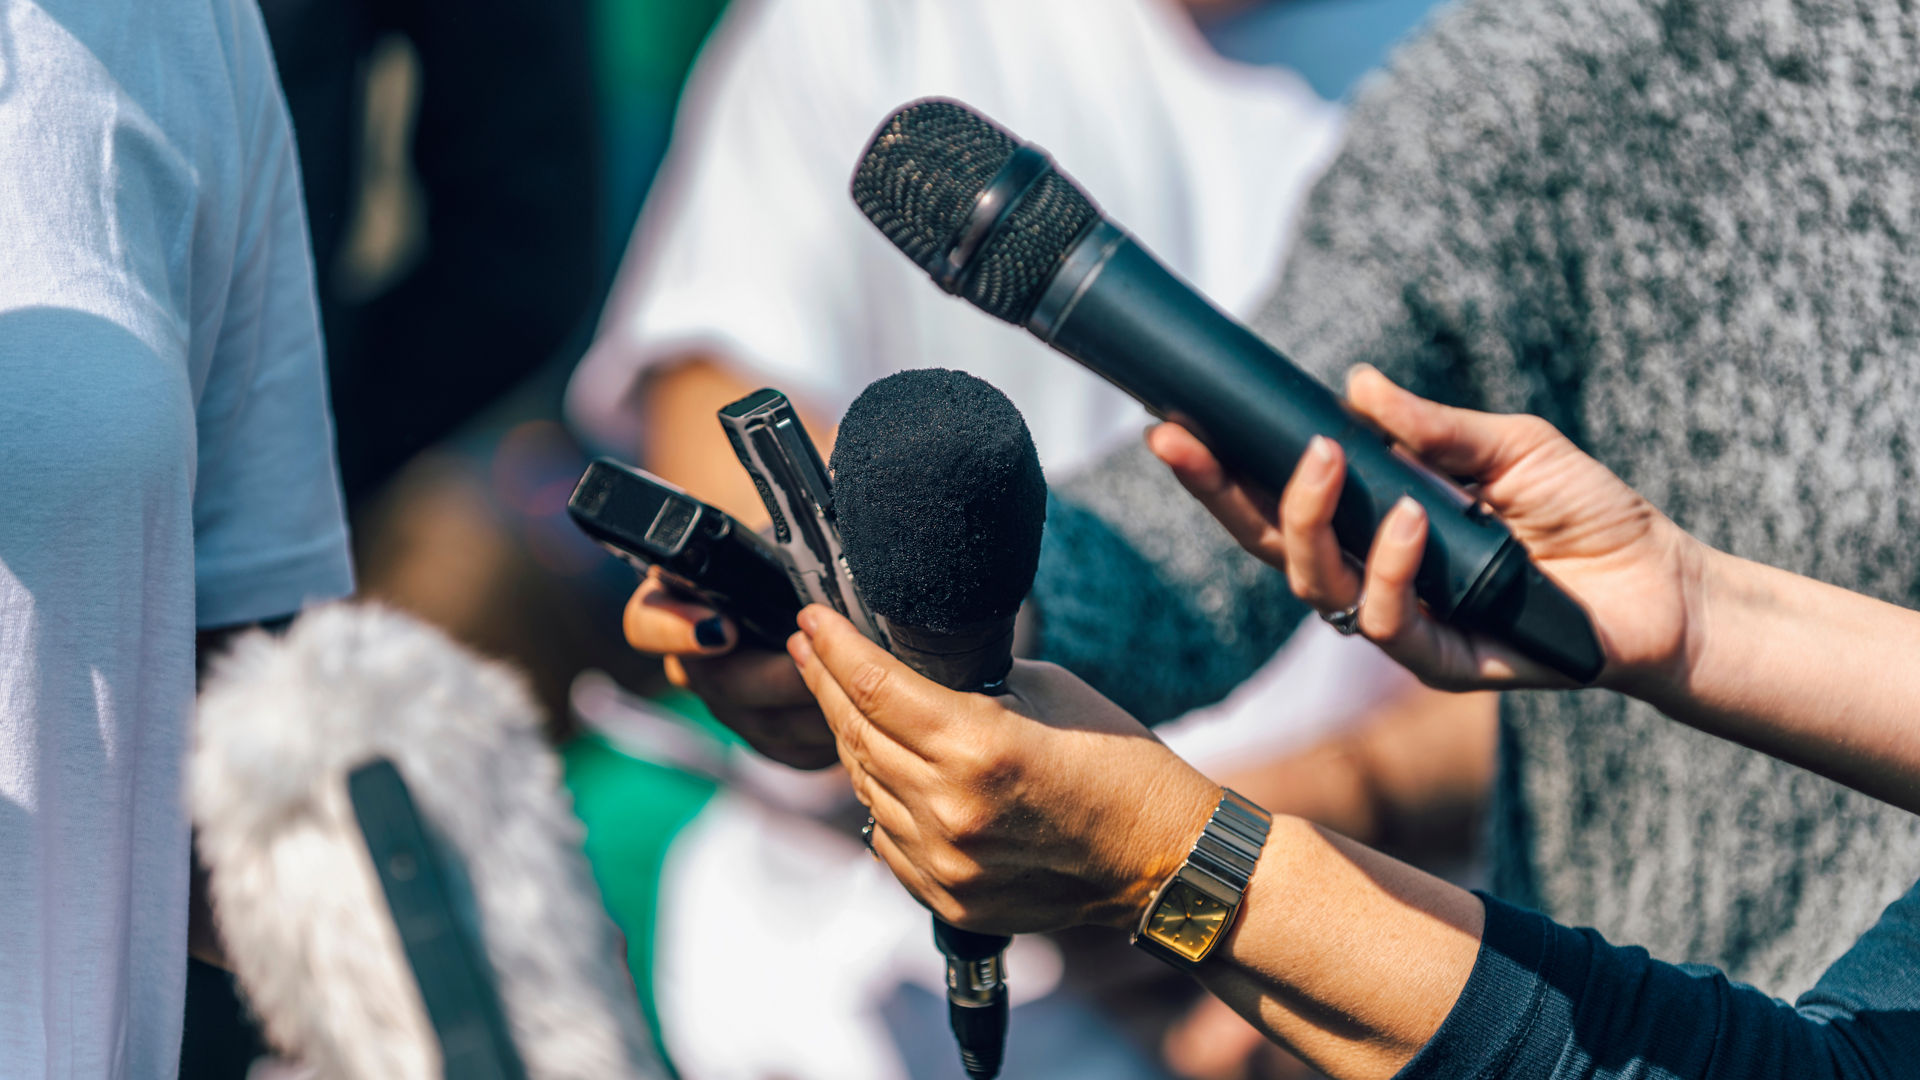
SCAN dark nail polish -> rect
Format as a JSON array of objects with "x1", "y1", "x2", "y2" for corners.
[{"x1": 694, "y1": 617, "x2": 728, "y2": 649}]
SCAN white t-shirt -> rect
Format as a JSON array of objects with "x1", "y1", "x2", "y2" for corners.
[
  {"x1": 568, "y1": 0, "x2": 1344, "y2": 475},
  {"x1": 0, "y1": 2, "x2": 354, "y2": 1075}
]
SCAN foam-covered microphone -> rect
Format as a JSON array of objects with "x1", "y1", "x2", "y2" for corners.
[
  {"x1": 830, "y1": 368, "x2": 1048, "y2": 1080},
  {"x1": 192, "y1": 603, "x2": 663, "y2": 1080},
  {"x1": 850, "y1": 99, "x2": 1605, "y2": 684}
]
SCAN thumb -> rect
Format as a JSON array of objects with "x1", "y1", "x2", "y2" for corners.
[
  {"x1": 795, "y1": 605, "x2": 955, "y2": 759},
  {"x1": 1345, "y1": 365, "x2": 1560, "y2": 483}
]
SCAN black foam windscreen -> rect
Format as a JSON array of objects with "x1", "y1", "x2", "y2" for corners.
[
  {"x1": 852, "y1": 100, "x2": 1098, "y2": 325},
  {"x1": 830, "y1": 369, "x2": 1046, "y2": 634}
]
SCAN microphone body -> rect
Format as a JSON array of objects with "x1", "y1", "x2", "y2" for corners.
[
  {"x1": 851, "y1": 102, "x2": 1604, "y2": 684},
  {"x1": 883, "y1": 618, "x2": 1015, "y2": 1080},
  {"x1": 829, "y1": 368, "x2": 1050, "y2": 1080},
  {"x1": 347, "y1": 758, "x2": 528, "y2": 1080},
  {"x1": 1030, "y1": 222, "x2": 1598, "y2": 675}
]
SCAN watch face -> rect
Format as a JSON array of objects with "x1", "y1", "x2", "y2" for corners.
[{"x1": 1144, "y1": 879, "x2": 1231, "y2": 963}]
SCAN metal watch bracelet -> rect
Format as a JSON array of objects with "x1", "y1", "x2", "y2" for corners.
[{"x1": 1131, "y1": 788, "x2": 1272, "y2": 968}]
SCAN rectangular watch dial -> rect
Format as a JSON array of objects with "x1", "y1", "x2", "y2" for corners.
[{"x1": 1144, "y1": 878, "x2": 1232, "y2": 963}]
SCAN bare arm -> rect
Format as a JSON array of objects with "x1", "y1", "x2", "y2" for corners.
[
  {"x1": 633, "y1": 351, "x2": 836, "y2": 527},
  {"x1": 787, "y1": 607, "x2": 1483, "y2": 1079},
  {"x1": 634, "y1": 353, "x2": 777, "y2": 526},
  {"x1": 1659, "y1": 553, "x2": 1920, "y2": 814},
  {"x1": 1196, "y1": 819, "x2": 1484, "y2": 1078}
]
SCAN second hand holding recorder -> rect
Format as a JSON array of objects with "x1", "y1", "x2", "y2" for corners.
[{"x1": 567, "y1": 460, "x2": 801, "y2": 649}]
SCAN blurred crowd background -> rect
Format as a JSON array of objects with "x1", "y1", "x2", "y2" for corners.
[{"x1": 182, "y1": 3, "x2": 1465, "y2": 1078}]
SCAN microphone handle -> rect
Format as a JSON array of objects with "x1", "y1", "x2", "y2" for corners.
[
  {"x1": 884, "y1": 619, "x2": 1017, "y2": 1080},
  {"x1": 348, "y1": 759, "x2": 529, "y2": 1080},
  {"x1": 934, "y1": 919, "x2": 1011, "y2": 1080},
  {"x1": 1028, "y1": 222, "x2": 1604, "y2": 683}
]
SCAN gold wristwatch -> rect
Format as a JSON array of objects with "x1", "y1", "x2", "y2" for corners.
[{"x1": 1131, "y1": 788, "x2": 1272, "y2": 968}]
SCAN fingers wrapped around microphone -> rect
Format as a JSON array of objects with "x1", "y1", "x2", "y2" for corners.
[
  {"x1": 787, "y1": 605, "x2": 1220, "y2": 937},
  {"x1": 1277, "y1": 436, "x2": 1362, "y2": 615},
  {"x1": 1152, "y1": 363, "x2": 1709, "y2": 694},
  {"x1": 1280, "y1": 457, "x2": 1484, "y2": 686}
]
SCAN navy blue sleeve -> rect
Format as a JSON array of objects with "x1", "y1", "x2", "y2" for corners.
[{"x1": 1396, "y1": 887, "x2": 1920, "y2": 1080}]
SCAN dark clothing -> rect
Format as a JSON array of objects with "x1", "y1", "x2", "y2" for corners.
[
  {"x1": 1404, "y1": 887, "x2": 1920, "y2": 1079},
  {"x1": 261, "y1": 0, "x2": 602, "y2": 503}
]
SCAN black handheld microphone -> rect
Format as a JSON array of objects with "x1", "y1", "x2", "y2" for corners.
[
  {"x1": 850, "y1": 99, "x2": 1604, "y2": 684},
  {"x1": 831, "y1": 368, "x2": 1049, "y2": 1080}
]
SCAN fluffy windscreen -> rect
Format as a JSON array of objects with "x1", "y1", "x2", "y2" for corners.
[
  {"x1": 831, "y1": 369, "x2": 1046, "y2": 633},
  {"x1": 851, "y1": 99, "x2": 1099, "y2": 325},
  {"x1": 192, "y1": 603, "x2": 661, "y2": 1080}
]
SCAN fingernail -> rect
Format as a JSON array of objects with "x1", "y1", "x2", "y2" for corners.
[
  {"x1": 695, "y1": 616, "x2": 728, "y2": 649},
  {"x1": 1307, "y1": 437, "x2": 1340, "y2": 481},
  {"x1": 1390, "y1": 497, "x2": 1427, "y2": 540},
  {"x1": 796, "y1": 606, "x2": 819, "y2": 635}
]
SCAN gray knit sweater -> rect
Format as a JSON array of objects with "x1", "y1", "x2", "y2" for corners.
[{"x1": 1033, "y1": 0, "x2": 1920, "y2": 997}]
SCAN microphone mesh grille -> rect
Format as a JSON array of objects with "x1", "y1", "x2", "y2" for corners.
[
  {"x1": 851, "y1": 100, "x2": 1018, "y2": 275},
  {"x1": 853, "y1": 100, "x2": 1098, "y2": 325}
]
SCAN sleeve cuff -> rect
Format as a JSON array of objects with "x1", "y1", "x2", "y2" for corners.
[
  {"x1": 1393, "y1": 893, "x2": 1556, "y2": 1080},
  {"x1": 196, "y1": 529, "x2": 355, "y2": 629}
]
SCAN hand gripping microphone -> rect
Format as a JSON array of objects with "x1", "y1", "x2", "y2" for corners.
[
  {"x1": 192, "y1": 603, "x2": 662, "y2": 1080},
  {"x1": 830, "y1": 368, "x2": 1049, "y2": 1080},
  {"x1": 850, "y1": 99, "x2": 1605, "y2": 684}
]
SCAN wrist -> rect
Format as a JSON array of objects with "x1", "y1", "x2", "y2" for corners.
[
  {"x1": 1594, "y1": 524, "x2": 1718, "y2": 705},
  {"x1": 1663, "y1": 544, "x2": 1785, "y2": 717},
  {"x1": 1098, "y1": 758, "x2": 1220, "y2": 932},
  {"x1": 1628, "y1": 537, "x2": 1737, "y2": 715}
]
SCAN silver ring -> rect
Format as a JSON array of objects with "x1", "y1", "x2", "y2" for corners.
[
  {"x1": 1321, "y1": 596, "x2": 1364, "y2": 636},
  {"x1": 861, "y1": 816, "x2": 877, "y2": 855}
]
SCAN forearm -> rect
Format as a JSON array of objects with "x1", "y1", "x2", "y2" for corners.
[
  {"x1": 1191, "y1": 816, "x2": 1484, "y2": 1080},
  {"x1": 1194, "y1": 815, "x2": 1918, "y2": 1080},
  {"x1": 636, "y1": 353, "x2": 784, "y2": 527},
  {"x1": 1650, "y1": 548, "x2": 1920, "y2": 813}
]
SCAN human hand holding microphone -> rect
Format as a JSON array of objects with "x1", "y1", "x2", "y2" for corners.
[
  {"x1": 608, "y1": 368, "x2": 1057, "y2": 1078},
  {"x1": 1150, "y1": 362, "x2": 1707, "y2": 697},
  {"x1": 622, "y1": 575, "x2": 839, "y2": 769}
]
